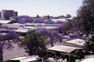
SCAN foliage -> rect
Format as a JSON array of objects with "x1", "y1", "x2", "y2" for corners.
[
  {"x1": 16, "y1": 16, "x2": 33, "y2": 24},
  {"x1": 0, "y1": 31, "x2": 19, "y2": 62},
  {"x1": 65, "y1": 14, "x2": 71, "y2": 18},
  {"x1": 0, "y1": 31, "x2": 19, "y2": 48},
  {"x1": 22, "y1": 30, "x2": 47, "y2": 55},
  {"x1": 77, "y1": 0, "x2": 94, "y2": 33},
  {"x1": 32, "y1": 18, "x2": 45, "y2": 23},
  {"x1": 57, "y1": 22, "x2": 72, "y2": 34},
  {"x1": 36, "y1": 28, "x2": 63, "y2": 46},
  {"x1": 77, "y1": 0, "x2": 94, "y2": 53},
  {"x1": 84, "y1": 35, "x2": 94, "y2": 53}
]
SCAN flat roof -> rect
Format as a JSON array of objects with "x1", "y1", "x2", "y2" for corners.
[
  {"x1": 48, "y1": 45, "x2": 82, "y2": 53},
  {"x1": 0, "y1": 20, "x2": 11, "y2": 24},
  {"x1": 15, "y1": 29, "x2": 28, "y2": 33},
  {"x1": 51, "y1": 19, "x2": 68, "y2": 22},
  {"x1": 65, "y1": 39, "x2": 85, "y2": 46}
]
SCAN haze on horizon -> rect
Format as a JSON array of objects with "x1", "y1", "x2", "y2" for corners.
[{"x1": 0, "y1": 0, "x2": 83, "y2": 17}]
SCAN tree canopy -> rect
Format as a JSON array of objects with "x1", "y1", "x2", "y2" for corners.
[
  {"x1": 77, "y1": 0, "x2": 94, "y2": 34},
  {"x1": 0, "y1": 31, "x2": 19, "y2": 62},
  {"x1": 36, "y1": 28, "x2": 63, "y2": 46},
  {"x1": 77, "y1": 0, "x2": 94, "y2": 54},
  {"x1": 22, "y1": 30, "x2": 47, "y2": 55}
]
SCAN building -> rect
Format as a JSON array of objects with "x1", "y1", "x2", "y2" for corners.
[
  {"x1": 0, "y1": 10, "x2": 18, "y2": 20},
  {"x1": 1, "y1": 23, "x2": 61, "y2": 33},
  {"x1": 3, "y1": 43, "x2": 28, "y2": 61}
]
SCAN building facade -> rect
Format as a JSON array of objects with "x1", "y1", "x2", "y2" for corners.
[{"x1": 0, "y1": 10, "x2": 18, "y2": 20}]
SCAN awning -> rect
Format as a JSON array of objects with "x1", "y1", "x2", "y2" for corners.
[{"x1": 48, "y1": 45, "x2": 82, "y2": 53}]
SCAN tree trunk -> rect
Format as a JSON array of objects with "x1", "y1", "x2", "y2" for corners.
[{"x1": 0, "y1": 47, "x2": 3, "y2": 62}]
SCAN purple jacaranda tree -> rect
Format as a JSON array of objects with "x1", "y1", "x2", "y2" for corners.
[
  {"x1": 6, "y1": 31, "x2": 19, "y2": 42},
  {"x1": 56, "y1": 19, "x2": 85, "y2": 39},
  {"x1": 0, "y1": 31, "x2": 19, "y2": 62},
  {"x1": 16, "y1": 16, "x2": 33, "y2": 24},
  {"x1": 32, "y1": 17, "x2": 46, "y2": 23},
  {"x1": 67, "y1": 28, "x2": 85, "y2": 39},
  {"x1": 65, "y1": 17, "x2": 85, "y2": 39},
  {"x1": 36, "y1": 28, "x2": 63, "y2": 46},
  {"x1": 56, "y1": 22, "x2": 71, "y2": 34},
  {"x1": 32, "y1": 16, "x2": 55, "y2": 24}
]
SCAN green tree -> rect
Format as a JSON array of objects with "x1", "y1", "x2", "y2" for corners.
[
  {"x1": 77, "y1": 0, "x2": 94, "y2": 54},
  {"x1": 36, "y1": 15, "x2": 40, "y2": 18},
  {"x1": 65, "y1": 14, "x2": 71, "y2": 18},
  {"x1": 22, "y1": 30, "x2": 47, "y2": 56}
]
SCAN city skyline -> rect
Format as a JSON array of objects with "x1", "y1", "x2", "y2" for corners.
[{"x1": 0, "y1": 0, "x2": 83, "y2": 17}]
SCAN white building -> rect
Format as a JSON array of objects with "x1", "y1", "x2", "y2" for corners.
[
  {"x1": 1, "y1": 23, "x2": 61, "y2": 33},
  {"x1": 3, "y1": 43, "x2": 28, "y2": 61}
]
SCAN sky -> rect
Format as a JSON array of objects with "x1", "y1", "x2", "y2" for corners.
[{"x1": 0, "y1": 0, "x2": 83, "y2": 17}]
